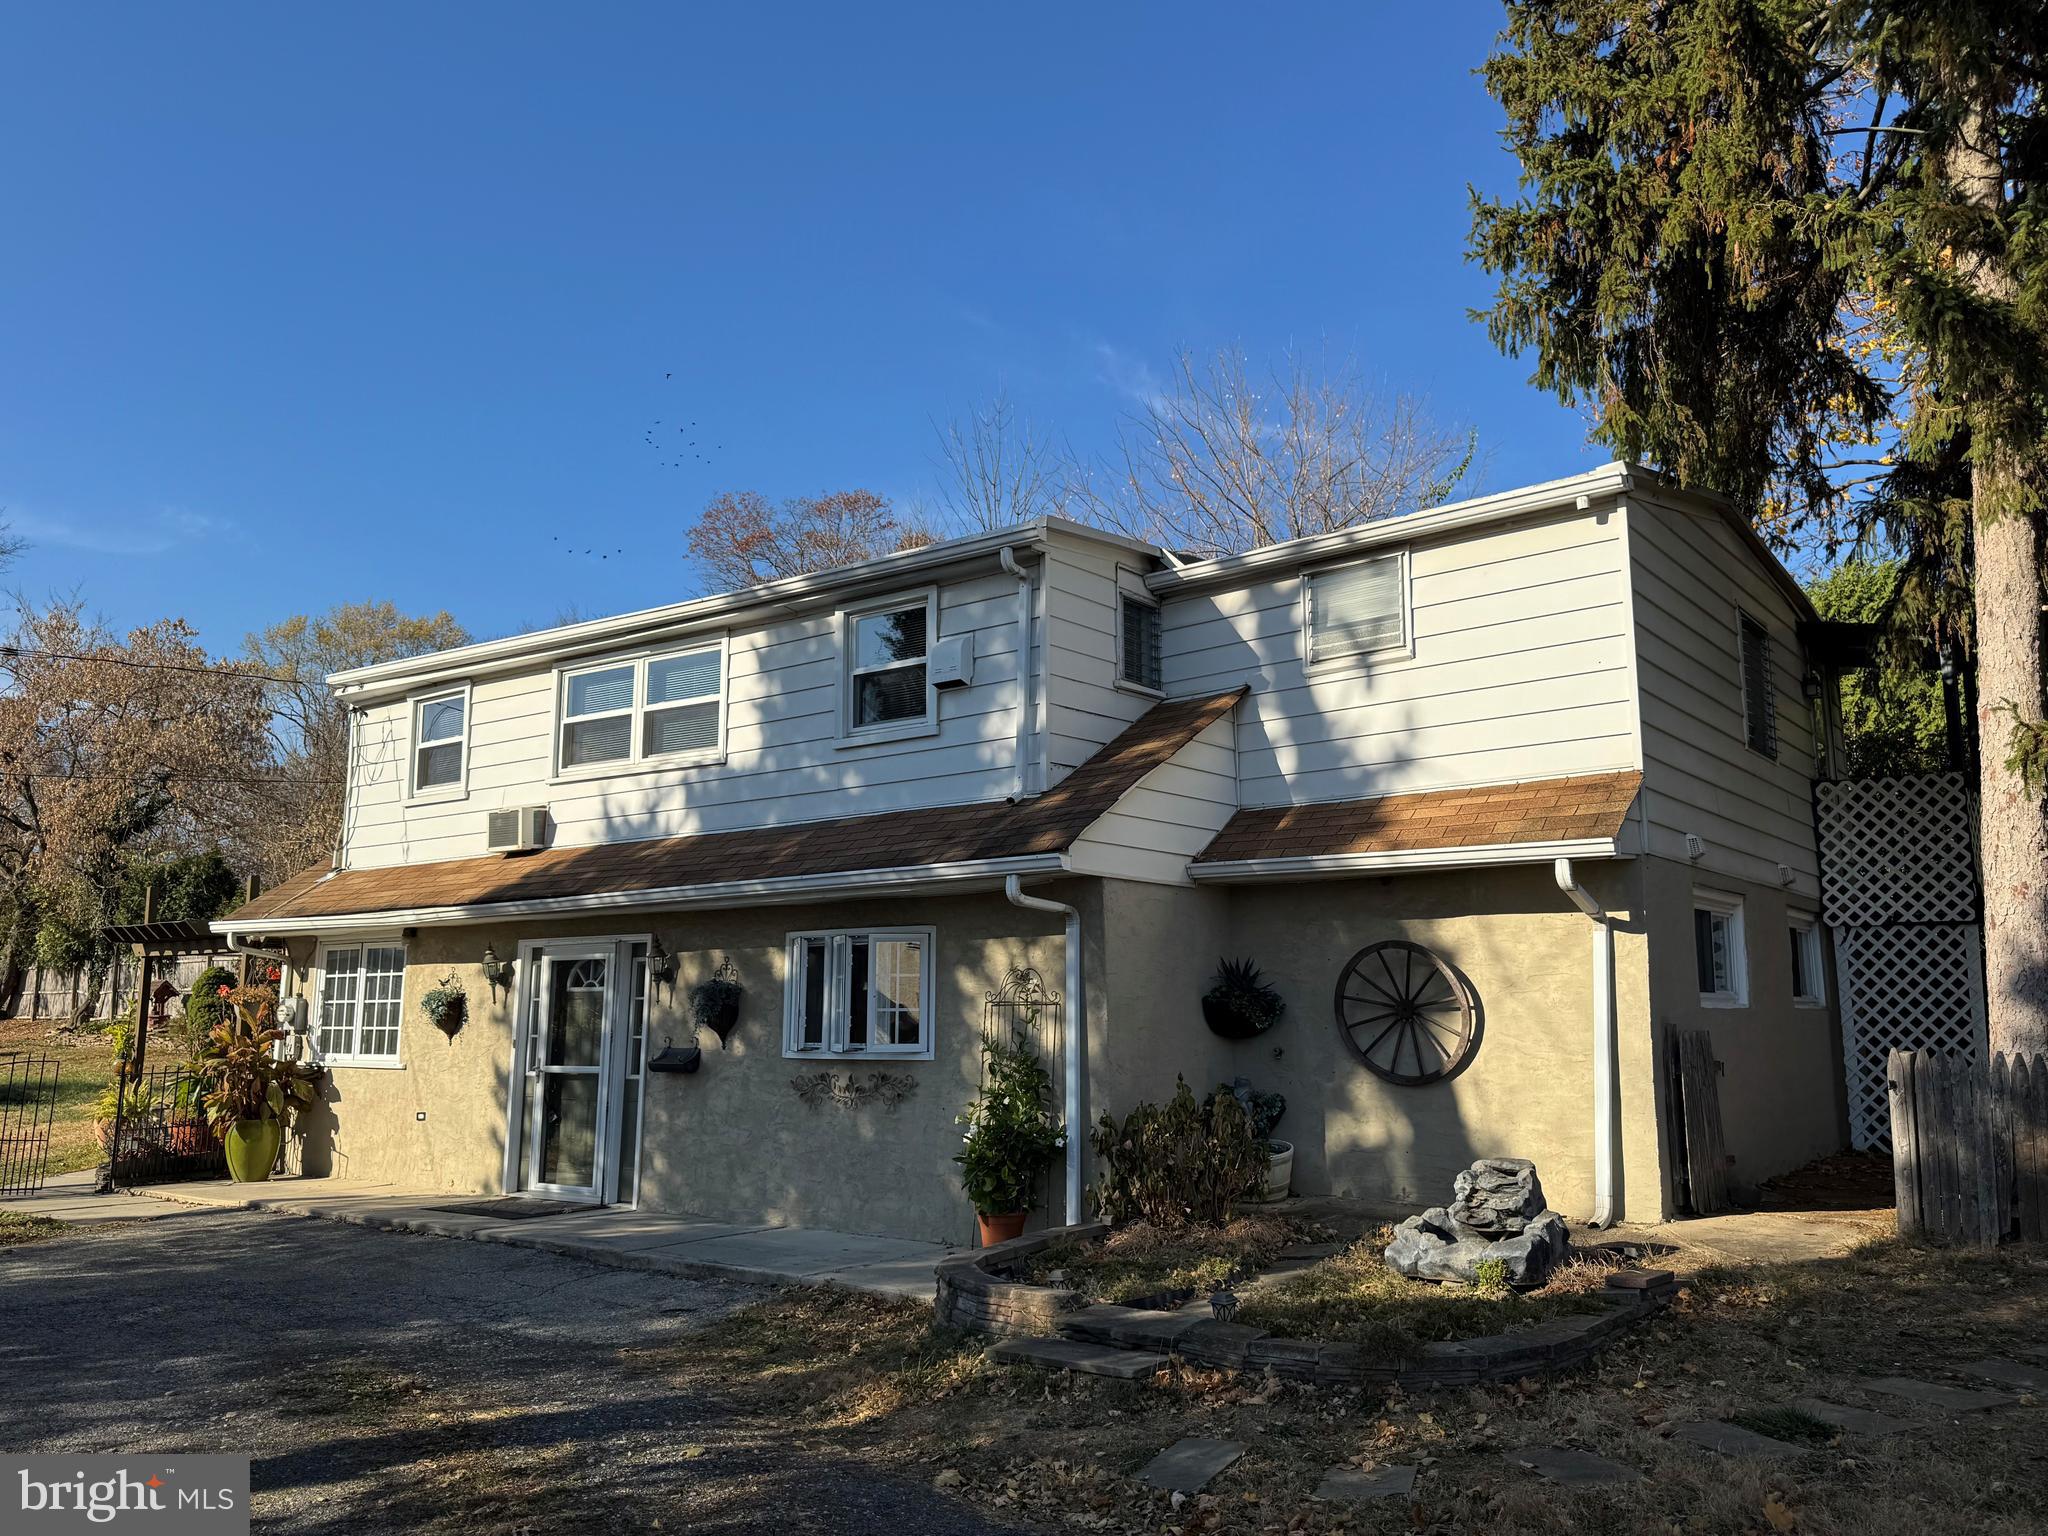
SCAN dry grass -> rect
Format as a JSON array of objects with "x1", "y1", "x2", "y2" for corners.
[
  {"x1": 0, "y1": 1211, "x2": 70, "y2": 1247},
  {"x1": 1023, "y1": 1216, "x2": 1305, "y2": 1306},
  {"x1": 651, "y1": 1235, "x2": 2048, "y2": 1535},
  {"x1": 0, "y1": 1014, "x2": 119, "y2": 1175}
]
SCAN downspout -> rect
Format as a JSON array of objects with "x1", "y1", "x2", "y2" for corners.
[
  {"x1": 1554, "y1": 858, "x2": 1618, "y2": 1228},
  {"x1": 1004, "y1": 874, "x2": 1083, "y2": 1224},
  {"x1": 998, "y1": 547, "x2": 1034, "y2": 800}
]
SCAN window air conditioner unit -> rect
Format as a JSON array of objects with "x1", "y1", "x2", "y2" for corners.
[{"x1": 487, "y1": 806, "x2": 549, "y2": 854}]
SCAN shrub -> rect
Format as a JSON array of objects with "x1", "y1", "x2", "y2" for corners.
[
  {"x1": 183, "y1": 965, "x2": 238, "y2": 1055},
  {"x1": 1090, "y1": 1078, "x2": 1265, "y2": 1227},
  {"x1": 954, "y1": 1032, "x2": 1065, "y2": 1217}
]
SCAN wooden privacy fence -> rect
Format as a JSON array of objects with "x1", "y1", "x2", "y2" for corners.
[{"x1": 1887, "y1": 1047, "x2": 2048, "y2": 1247}]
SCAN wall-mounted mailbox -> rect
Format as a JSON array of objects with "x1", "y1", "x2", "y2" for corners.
[{"x1": 648, "y1": 1040, "x2": 703, "y2": 1074}]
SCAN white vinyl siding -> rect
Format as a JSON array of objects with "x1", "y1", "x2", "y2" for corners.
[
  {"x1": 314, "y1": 942, "x2": 406, "y2": 1064},
  {"x1": 1303, "y1": 552, "x2": 1407, "y2": 667},
  {"x1": 1161, "y1": 506, "x2": 1640, "y2": 810},
  {"x1": 1066, "y1": 712, "x2": 1239, "y2": 884},
  {"x1": 782, "y1": 927, "x2": 935, "y2": 1060},
  {"x1": 1042, "y1": 543, "x2": 1158, "y2": 786},
  {"x1": 1626, "y1": 493, "x2": 1820, "y2": 894}
]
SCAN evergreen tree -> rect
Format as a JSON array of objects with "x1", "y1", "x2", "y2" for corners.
[{"x1": 1471, "y1": 0, "x2": 2048, "y2": 1053}]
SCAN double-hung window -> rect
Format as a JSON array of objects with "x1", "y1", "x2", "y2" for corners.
[
  {"x1": 1119, "y1": 592, "x2": 1163, "y2": 692},
  {"x1": 1692, "y1": 889, "x2": 1748, "y2": 1007},
  {"x1": 314, "y1": 941, "x2": 407, "y2": 1064},
  {"x1": 841, "y1": 590, "x2": 936, "y2": 738},
  {"x1": 783, "y1": 927, "x2": 935, "y2": 1060},
  {"x1": 411, "y1": 688, "x2": 468, "y2": 796},
  {"x1": 1738, "y1": 612, "x2": 1778, "y2": 759},
  {"x1": 1789, "y1": 913, "x2": 1827, "y2": 1007},
  {"x1": 556, "y1": 640, "x2": 725, "y2": 773},
  {"x1": 1304, "y1": 552, "x2": 1408, "y2": 667}
]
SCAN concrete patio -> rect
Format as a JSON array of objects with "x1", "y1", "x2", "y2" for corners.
[{"x1": 4, "y1": 1171, "x2": 953, "y2": 1297}]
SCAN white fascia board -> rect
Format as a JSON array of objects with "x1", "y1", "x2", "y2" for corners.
[
  {"x1": 1187, "y1": 837, "x2": 1626, "y2": 883},
  {"x1": 1144, "y1": 463, "x2": 1638, "y2": 596},
  {"x1": 214, "y1": 853, "x2": 1070, "y2": 936},
  {"x1": 326, "y1": 524, "x2": 1068, "y2": 702}
]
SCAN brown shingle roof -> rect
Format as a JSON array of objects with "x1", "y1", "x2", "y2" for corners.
[
  {"x1": 1191, "y1": 770, "x2": 1642, "y2": 867},
  {"x1": 232, "y1": 688, "x2": 1246, "y2": 927}
]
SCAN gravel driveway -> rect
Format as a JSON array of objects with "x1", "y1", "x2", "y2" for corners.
[{"x1": 0, "y1": 1207, "x2": 1018, "y2": 1534}]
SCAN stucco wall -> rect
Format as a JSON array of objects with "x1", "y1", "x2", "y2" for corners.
[
  {"x1": 1085, "y1": 866, "x2": 1664, "y2": 1224},
  {"x1": 281, "y1": 894, "x2": 1067, "y2": 1245},
  {"x1": 1638, "y1": 855, "x2": 1846, "y2": 1194}
]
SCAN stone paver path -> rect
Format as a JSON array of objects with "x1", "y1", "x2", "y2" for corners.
[
  {"x1": 1790, "y1": 1398, "x2": 1914, "y2": 1436},
  {"x1": 1511, "y1": 1447, "x2": 1642, "y2": 1484},
  {"x1": 984, "y1": 1338, "x2": 1165, "y2": 1380},
  {"x1": 1313, "y1": 1465, "x2": 1415, "y2": 1502},
  {"x1": 1962, "y1": 1358, "x2": 2048, "y2": 1393},
  {"x1": 1138, "y1": 1438, "x2": 1246, "y2": 1495},
  {"x1": 1673, "y1": 1421, "x2": 1801, "y2": 1458},
  {"x1": 1864, "y1": 1377, "x2": 2018, "y2": 1413}
]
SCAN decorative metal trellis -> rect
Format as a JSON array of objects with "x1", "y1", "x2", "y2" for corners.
[
  {"x1": 982, "y1": 967, "x2": 1064, "y2": 1090},
  {"x1": 0, "y1": 1054, "x2": 62, "y2": 1197},
  {"x1": 1816, "y1": 771, "x2": 1987, "y2": 1151}
]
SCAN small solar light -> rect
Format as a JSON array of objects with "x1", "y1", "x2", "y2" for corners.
[{"x1": 1209, "y1": 1290, "x2": 1239, "y2": 1324}]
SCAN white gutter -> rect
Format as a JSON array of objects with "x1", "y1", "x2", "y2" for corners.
[
  {"x1": 998, "y1": 546, "x2": 1035, "y2": 800},
  {"x1": 1554, "y1": 858, "x2": 1619, "y2": 1228},
  {"x1": 212, "y1": 853, "x2": 1070, "y2": 937},
  {"x1": 225, "y1": 934, "x2": 291, "y2": 963},
  {"x1": 1004, "y1": 875, "x2": 1084, "y2": 1226},
  {"x1": 1191, "y1": 837, "x2": 1626, "y2": 883}
]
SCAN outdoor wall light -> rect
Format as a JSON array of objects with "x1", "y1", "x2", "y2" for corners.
[
  {"x1": 649, "y1": 936, "x2": 679, "y2": 1000},
  {"x1": 1801, "y1": 670, "x2": 1824, "y2": 701},
  {"x1": 480, "y1": 944, "x2": 515, "y2": 1005}
]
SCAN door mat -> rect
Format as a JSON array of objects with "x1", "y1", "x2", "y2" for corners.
[{"x1": 427, "y1": 1198, "x2": 591, "y2": 1220}]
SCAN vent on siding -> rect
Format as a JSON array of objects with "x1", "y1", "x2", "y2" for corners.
[
  {"x1": 1739, "y1": 613, "x2": 1777, "y2": 759},
  {"x1": 1119, "y1": 594, "x2": 1162, "y2": 691}
]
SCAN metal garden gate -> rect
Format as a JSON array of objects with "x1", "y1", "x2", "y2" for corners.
[
  {"x1": 1816, "y1": 771, "x2": 1987, "y2": 1150},
  {"x1": 0, "y1": 1054, "x2": 62, "y2": 1196}
]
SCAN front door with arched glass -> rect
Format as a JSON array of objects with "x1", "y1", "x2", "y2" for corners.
[{"x1": 509, "y1": 939, "x2": 649, "y2": 1205}]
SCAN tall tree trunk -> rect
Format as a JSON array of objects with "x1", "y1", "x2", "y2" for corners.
[{"x1": 1956, "y1": 103, "x2": 2048, "y2": 1058}]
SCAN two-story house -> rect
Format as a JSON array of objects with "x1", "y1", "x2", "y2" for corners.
[{"x1": 219, "y1": 462, "x2": 1845, "y2": 1243}]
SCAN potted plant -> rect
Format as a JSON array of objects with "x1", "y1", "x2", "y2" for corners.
[
  {"x1": 194, "y1": 987, "x2": 323, "y2": 1183},
  {"x1": 1201, "y1": 957, "x2": 1286, "y2": 1040},
  {"x1": 955, "y1": 1032, "x2": 1065, "y2": 1247},
  {"x1": 691, "y1": 964, "x2": 742, "y2": 1048},
  {"x1": 421, "y1": 975, "x2": 468, "y2": 1037},
  {"x1": 1215, "y1": 1077, "x2": 1291, "y2": 1202},
  {"x1": 163, "y1": 1074, "x2": 217, "y2": 1157}
]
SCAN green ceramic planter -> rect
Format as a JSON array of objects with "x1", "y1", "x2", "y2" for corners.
[{"x1": 224, "y1": 1118, "x2": 281, "y2": 1183}]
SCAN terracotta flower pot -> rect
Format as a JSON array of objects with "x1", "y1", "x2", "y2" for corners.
[{"x1": 976, "y1": 1210, "x2": 1029, "y2": 1247}]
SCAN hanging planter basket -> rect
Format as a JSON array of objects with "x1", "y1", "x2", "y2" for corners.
[
  {"x1": 1201, "y1": 958, "x2": 1286, "y2": 1040},
  {"x1": 692, "y1": 959, "x2": 743, "y2": 1048},
  {"x1": 421, "y1": 976, "x2": 469, "y2": 1038}
]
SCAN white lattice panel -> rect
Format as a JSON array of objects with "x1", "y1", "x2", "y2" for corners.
[
  {"x1": 1836, "y1": 924, "x2": 1987, "y2": 1149},
  {"x1": 1816, "y1": 773, "x2": 1978, "y2": 926}
]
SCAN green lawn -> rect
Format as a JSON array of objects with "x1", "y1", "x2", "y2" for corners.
[{"x1": 0, "y1": 1014, "x2": 118, "y2": 1176}]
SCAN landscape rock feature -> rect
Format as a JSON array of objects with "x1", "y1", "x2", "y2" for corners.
[{"x1": 1384, "y1": 1158, "x2": 1570, "y2": 1287}]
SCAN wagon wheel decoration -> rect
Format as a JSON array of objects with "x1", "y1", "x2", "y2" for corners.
[{"x1": 1333, "y1": 940, "x2": 1477, "y2": 1085}]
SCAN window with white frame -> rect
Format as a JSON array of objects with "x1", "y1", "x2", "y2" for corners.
[
  {"x1": 1789, "y1": 913, "x2": 1827, "y2": 1006},
  {"x1": 842, "y1": 592, "x2": 934, "y2": 734},
  {"x1": 1119, "y1": 592, "x2": 1163, "y2": 691},
  {"x1": 411, "y1": 689, "x2": 467, "y2": 794},
  {"x1": 1692, "y1": 890, "x2": 1748, "y2": 1007},
  {"x1": 783, "y1": 927, "x2": 934, "y2": 1059},
  {"x1": 1304, "y1": 553, "x2": 1407, "y2": 667},
  {"x1": 315, "y1": 942, "x2": 407, "y2": 1063},
  {"x1": 557, "y1": 641, "x2": 724, "y2": 772},
  {"x1": 1738, "y1": 612, "x2": 1778, "y2": 758}
]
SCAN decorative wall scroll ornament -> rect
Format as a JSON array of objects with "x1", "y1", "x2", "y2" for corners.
[
  {"x1": 692, "y1": 957, "x2": 742, "y2": 1048},
  {"x1": 1334, "y1": 940, "x2": 1478, "y2": 1085},
  {"x1": 648, "y1": 936, "x2": 679, "y2": 1001},
  {"x1": 479, "y1": 945, "x2": 515, "y2": 1005},
  {"x1": 789, "y1": 1070, "x2": 919, "y2": 1112}
]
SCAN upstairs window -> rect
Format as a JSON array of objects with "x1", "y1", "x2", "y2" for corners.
[
  {"x1": 315, "y1": 941, "x2": 406, "y2": 1064},
  {"x1": 556, "y1": 642, "x2": 725, "y2": 773},
  {"x1": 1119, "y1": 593, "x2": 1163, "y2": 691},
  {"x1": 412, "y1": 689, "x2": 467, "y2": 794},
  {"x1": 783, "y1": 927, "x2": 934, "y2": 1059},
  {"x1": 1693, "y1": 889, "x2": 1748, "y2": 1007},
  {"x1": 1305, "y1": 553, "x2": 1407, "y2": 667},
  {"x1": 842, "y1": 590, "x2": 936, "y2": 737},
  {"x1": 1739, "y1": 612, "x2": 1778, "y2": 758}
]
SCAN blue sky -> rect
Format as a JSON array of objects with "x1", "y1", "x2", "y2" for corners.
[{"x1": 0, "y1": 4, "x2": 1600, "y2": 651}]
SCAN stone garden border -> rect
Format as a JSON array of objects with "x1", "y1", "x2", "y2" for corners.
[{"x1": 935, "y1": 1222, "x2": 1678, "y2": 1389}]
